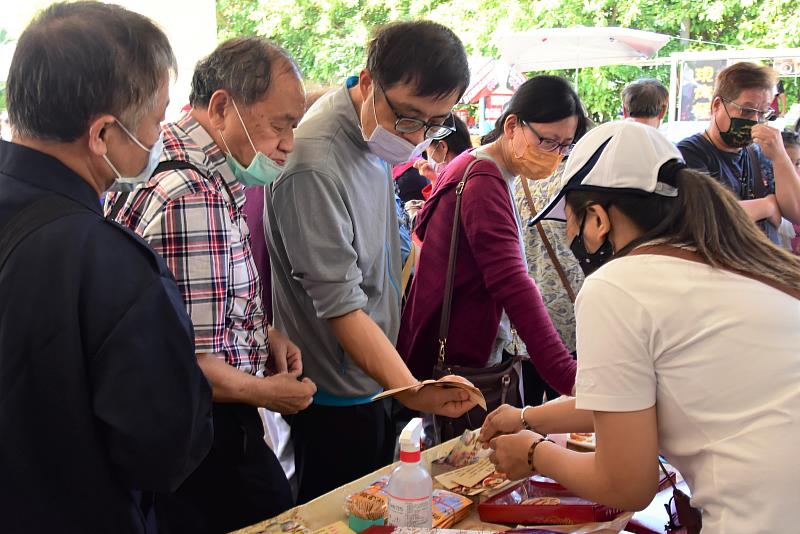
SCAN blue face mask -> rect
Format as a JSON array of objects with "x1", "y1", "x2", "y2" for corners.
[
  {"x1": 219, "y1": 99, "x2": 284, "y2": 187},
  {"x1": 104, "y1": 120, "x2": 164, "y2": 192}
]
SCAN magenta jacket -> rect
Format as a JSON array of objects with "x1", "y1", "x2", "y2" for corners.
[{"x1": 397, "y1": 151, "x2": 576, "y2": 395}]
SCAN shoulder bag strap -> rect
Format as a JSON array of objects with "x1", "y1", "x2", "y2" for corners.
[
  {"x1": 520, "y1": 177, "x2": 577, "y2": 303},
  {"x1": 630, "y1": 244, "x2": 800, "y2": 300},
  {"x1": 107, "y1": 159, "x2": 204, "y2": 222},
  {"x1": 437, "y1": 159, "x2": 482, "y2": 368},
  {"x1": 400, "y1": 240, "x2": 417, "y2": 296},
  {"x1": 0, "y1": 195, "x2": 90, "y2": 273},
  {"x1": 745, "y1": 145, "x2": 768, "y2": 199}
]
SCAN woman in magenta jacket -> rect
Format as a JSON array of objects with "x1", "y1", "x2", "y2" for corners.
[{"x1": 397, "y1": 76, "x2": 587, "y2": 399}]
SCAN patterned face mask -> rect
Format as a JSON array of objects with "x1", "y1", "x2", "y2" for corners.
[
  {"x1": 716, "y1": 101, "x2": 759, "y2": 149},
  {"x1": 718, "y1": 116, "x2": 758, "y2": 148}
]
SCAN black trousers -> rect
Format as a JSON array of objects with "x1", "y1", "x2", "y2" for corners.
[
  {"x1": 156, "y1": 403, "x2": 293, "y2": 534},
  {"x1": 288, "y1": 400, "x2": 395, "y2": 505}
]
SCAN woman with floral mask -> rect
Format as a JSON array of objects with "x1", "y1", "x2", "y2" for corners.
[{"x1": 397, "y1": 76, "x2": 588, "y2": 425}]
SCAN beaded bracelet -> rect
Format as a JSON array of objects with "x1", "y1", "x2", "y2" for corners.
[{"x1": 527, "y1": 436, "x2": 554, "y2": 472}]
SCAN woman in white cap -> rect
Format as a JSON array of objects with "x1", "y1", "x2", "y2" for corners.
[{"x1": 480, "y1": 120, "x2": 800, "y2": 533}]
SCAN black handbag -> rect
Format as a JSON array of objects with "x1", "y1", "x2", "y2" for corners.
[{"x1": 429, "y1": 159, "x2": 523, "y2": 444}]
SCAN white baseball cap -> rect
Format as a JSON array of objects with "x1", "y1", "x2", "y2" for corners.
[{"x1": 530, "y1": 120, "x2": 684, "y2": 224}]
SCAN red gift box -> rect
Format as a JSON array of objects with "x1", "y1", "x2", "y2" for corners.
[{"x1": 478, "y1": 479, "x2": 625, "y2": 525}]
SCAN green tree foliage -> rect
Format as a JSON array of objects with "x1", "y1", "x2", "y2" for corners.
[{"x1": 216, "y1": 0, "x2": 800, "y2": 122}]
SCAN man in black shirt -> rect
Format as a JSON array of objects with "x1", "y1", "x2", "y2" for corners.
[
  {"x1": 0, "y1": 4, "x2": 213, "y2": 533},
  {"x1": 678, "y1": 62, "x2": 800, "y2": 245}
]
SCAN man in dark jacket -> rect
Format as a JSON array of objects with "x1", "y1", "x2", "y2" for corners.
[{"x1": 0, "y1": 3, "x2": 213, "y2": 533}]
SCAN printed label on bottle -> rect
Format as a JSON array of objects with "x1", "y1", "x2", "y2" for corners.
[{"x1": 387, "y1": 494, "x2": 432, "y2": 527}]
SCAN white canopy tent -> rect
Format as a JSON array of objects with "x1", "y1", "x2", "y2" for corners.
[{"x1": 496, "y1": 26, "x2": 671, "y2": 72}]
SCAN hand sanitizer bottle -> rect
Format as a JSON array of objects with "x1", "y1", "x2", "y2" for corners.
[{"x1": 387, "y1": 418, "x2": 433, "y2": 527}]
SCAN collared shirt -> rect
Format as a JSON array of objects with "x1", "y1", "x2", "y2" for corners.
[
  {"x1": 0, "y1": 140, "x2": 212, "y2": 533},
  {"x1": 108, "y1": 113, "x2": 269, "y2": 376}
]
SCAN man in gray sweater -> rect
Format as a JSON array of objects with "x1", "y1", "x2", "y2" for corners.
[{"x1": 266, "y1": 21, "x2": 475, "y2": 502}]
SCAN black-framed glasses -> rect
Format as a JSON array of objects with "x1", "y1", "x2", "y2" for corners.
[
  {"x1": 378, "y1": 83, "x2": 456, "y2": 140},
  {"x1": 722, "y1": 98, "x2": 774, "y2": 122},
  {"x1": 523, "y1": 122, "x2": 575, "y2": 156}
]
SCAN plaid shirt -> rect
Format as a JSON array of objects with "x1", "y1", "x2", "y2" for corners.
[{"x1": 107, "y1": 112, "x2": 269, "y2": 375}]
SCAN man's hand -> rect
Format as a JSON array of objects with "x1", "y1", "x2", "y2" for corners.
[
  {"x1": 489, "y1": 430, "x2": 543, "y2": 481},
  {"x1": 752, "y1": 123, "x2": 788, "y2": 162},
  {"x1": 396, "y1": 375, "x2": 477, "y2": 417},
  {"x1": 268, "y1": 326, "x2": 302, "y2": 374},
  {"x1": 259, "y1": 371, "x2": 316, "y2": 415},
  {"x1": 479, "y1": 404, "x2": 524, "y2": 445}
]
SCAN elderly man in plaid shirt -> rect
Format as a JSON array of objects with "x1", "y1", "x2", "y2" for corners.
[{"x1": 109, "y1": 38, "x2": 313, "y2": 534}]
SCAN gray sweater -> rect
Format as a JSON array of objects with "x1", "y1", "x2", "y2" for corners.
[{"x1": 264, "y1": 84, "x2": 402, "y2": 400}]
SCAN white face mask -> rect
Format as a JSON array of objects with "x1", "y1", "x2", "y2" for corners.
[
  {"x1": 427, "y1": 142, "x2": 446, "y2": 174},
  {"x1": 104, "y1": 120, "x2": 164, "y2": 193},
  {"x1": 362, "y1": 89, "x2": 431, "y2": 165}
]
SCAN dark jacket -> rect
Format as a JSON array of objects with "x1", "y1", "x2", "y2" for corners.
[{"x1": 0, "y1": 141, "x2": 213, "y2": 533}]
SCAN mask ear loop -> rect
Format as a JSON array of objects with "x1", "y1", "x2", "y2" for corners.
[
  {"x1": 371, "y1": 87, "x2": 382, "y2": 131},
  {"x1": 103, "y1": 154, "x2": 123, "y2": 179},
  {"x1": 218, "y1": 128, "x2": 234, "y2": 156},
  {"x1": 714, "y1": 98, "x2": 733, "y2": 135},
  {"x1": 230, "y1": 98, "x2": 258, "y2": 154},
  {"x1": 102, "y1": 120, "x2": 130, "y2": 179},
  {"x1": 578, "y1": 204, "x2": 614, "y2": 256},
  {"x1": 430, "y1": 141, "x2": 444, "y2": 164},
  {"x1": 113, "y1": 119, "x2": 151, "y2": 153},
  {"x1": 511, "y1": 119, "x2": 528, "y2": 160}
]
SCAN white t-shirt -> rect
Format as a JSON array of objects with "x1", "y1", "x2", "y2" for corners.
[{"x1": 574, "y1": 254, "x2": 800, "y2": 534}]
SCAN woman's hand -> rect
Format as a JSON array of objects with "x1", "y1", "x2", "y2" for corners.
[
  {"x1": 489, "y1": 430, "x2": 543, "y2": 481},
  {"x1": 413, "y1": 158, "x2": 438, "y2": 182},
  {"x1": 479, "y1": 404, "x2": 524, "y2": 446}
]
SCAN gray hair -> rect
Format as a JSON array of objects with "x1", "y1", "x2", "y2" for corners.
[
  {"x1": 189, "y1": 37, "x2": 300, "y2": 108},
  {"x1": 7, "y1": 1, "x2": 176, "y2": 143},
  {"x1": 621, "y1": 78, "x2": 668, "y2": 118}
]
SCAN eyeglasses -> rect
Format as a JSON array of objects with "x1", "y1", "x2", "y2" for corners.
[
  {"x1": 378, "y1": 83, "x2": 456, "y2": 140},
  {"x1": 722, "y1": 98, "x2": 774, "y2": 122},
  {"x1": 523, "y1": 122, "x2": 575, "y2": 156}
]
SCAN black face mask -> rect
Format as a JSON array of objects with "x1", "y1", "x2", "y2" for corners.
[
  {"x1": 716, "y1": 103, "x2": 758, "y2": 148},
  {"x1": 570, "y1": 214, "x2": 614, "y2": 276}
]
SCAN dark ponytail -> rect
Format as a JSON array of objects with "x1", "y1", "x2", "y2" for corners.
[
  {"x1": 566, "y1": 166, "x2": 800, "y2": 291},
  {"x1": 480, "y1": 75, "x2": 589, "y2": 145}
]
